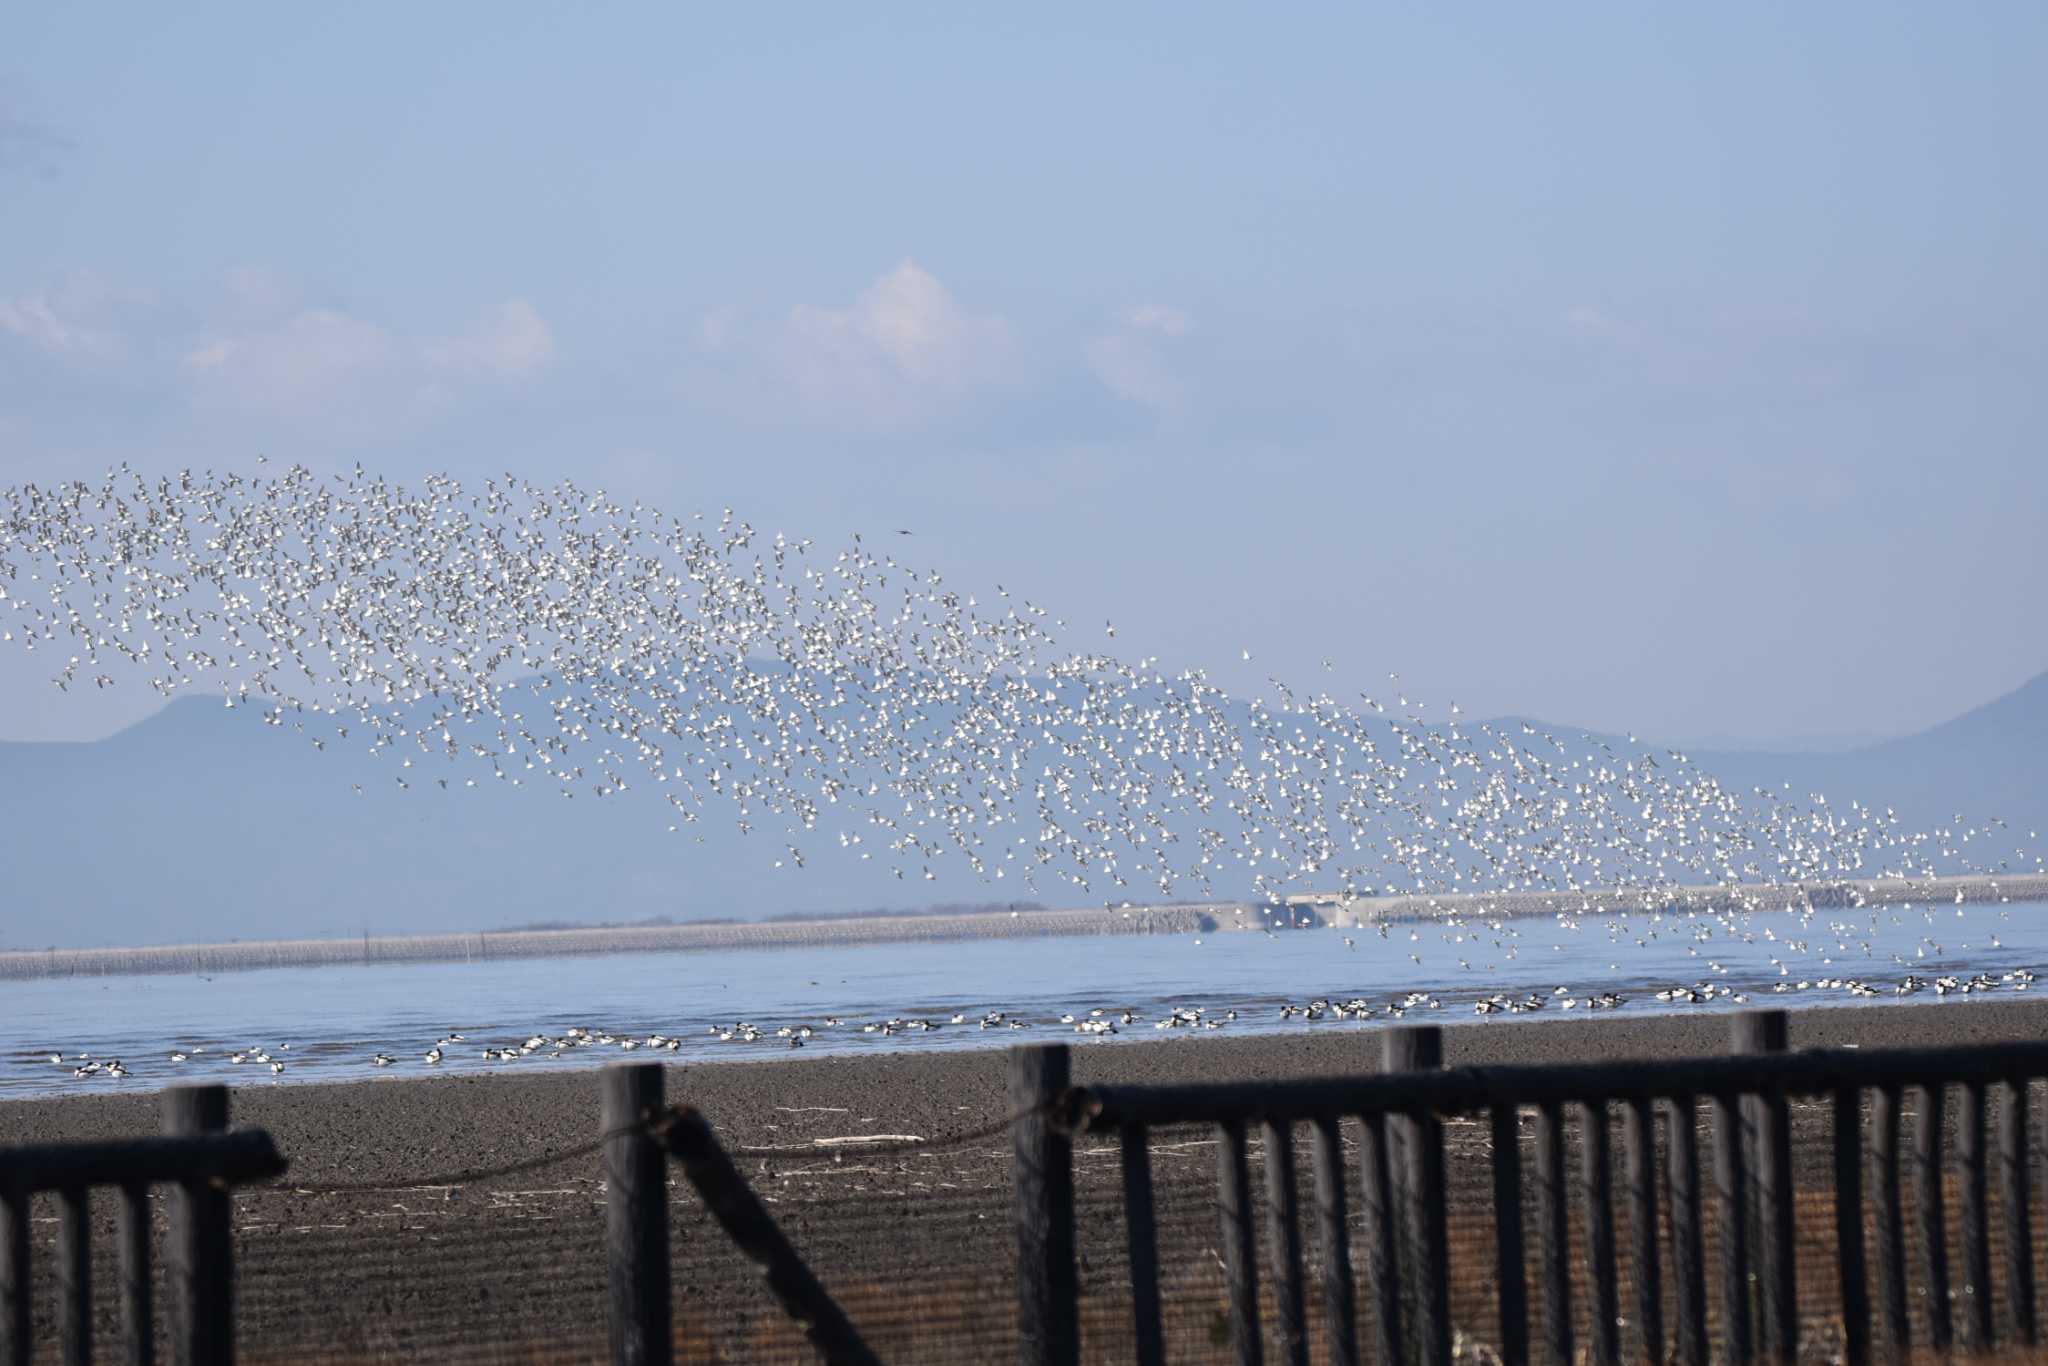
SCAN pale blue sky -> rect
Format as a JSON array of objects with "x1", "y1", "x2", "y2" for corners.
[{"x1": 3, "y1": 4, "x2": 2043, "y2": 744}]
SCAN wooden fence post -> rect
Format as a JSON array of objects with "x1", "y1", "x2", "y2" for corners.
[
  {"x1": 1012, "y1": 1044, "x2": 1077, "y2": 1366},
  {"x1": 1869, "y1": 1085, "x2": 1911, "y2": 1359},
  {"x1": 1488, "y1": 1104, "x2": 1529, "y2": 1366},
  {"x1": 1534, "y1": 1101, "x2": 1574, "y2": 1366},
  {"x1": 602, "y1": 1064, "x2": 675, "y2": 1366},
  {"x1": 57, "y1": 1186, "x2": 88, "y2": 1366},
  {"x1": 2001, "y1": 1078, "x2": 2038, "y2": 1346},
  {"x1": 163, "y1": 1085, "x2": 231, "y2": 1366},
  {"x1": 1384, "y1": 1026, "x2": 1448, "y2": 1366},
  {"x1": 1958, "y1": 1084, "x2": 1992, "y2": 1351},
  {"x1": 1732, "y1": 1010, "x2": 1795, "y2": 1363},
  {"x1": 1358, "y1": 1113, "x2": 1406, "y2": 1366},
  {"x1": 1666, "y1": 1095, "x2": 1709, "y2": 1366},
  {"x1": 118, "y1": 1181, "x2": 153, "y2": 1366},
  {"x1": 1832, "y1": 1088, "x2": 1871, "y2": 1366},
  {"x1": 1309, "y1": 1115, "x2": 1359, "y2": 1366},
  {"x1": 1914, "y1": 1084, "x2": 1954, "y2": 1352},
  {"x1": 603, "y1": 1063, "x2": 672, "y2": 1366},
  {"x1": 1, "y1": 1178, "x2": 27, "y2": 1366}
]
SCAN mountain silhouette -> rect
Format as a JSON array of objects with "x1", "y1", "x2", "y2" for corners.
[{"x1": 2, "y1": 672, "x2": 2041, "y2": 949}]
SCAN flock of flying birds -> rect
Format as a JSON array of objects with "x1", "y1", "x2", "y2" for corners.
[{"x1": 2, "y1": 462, "x2": 2043, "y2": 1084}]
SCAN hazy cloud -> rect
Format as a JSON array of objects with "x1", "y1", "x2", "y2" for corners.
[
  {"x1": 423, "y1": 299, "x2": 556, "y2": 379},
  {"x1": 185, "y1": 308, "x2": 397, "y2": 415},
  {"x1": 0, "y1": 293, "x2": 113, "y2": 357},
  {"x1": 695, "y1": 261, "x2": 1016, "y2": 430},
  {"x1": 0, "y1": 274, "x2": 150, "y2": 359},
  {"x1": 1086, "y1": 304, "x2": 1192, "y2": 415},
  {"x1": 182, "y1": 277, "x2": 556, "y2": 416}
]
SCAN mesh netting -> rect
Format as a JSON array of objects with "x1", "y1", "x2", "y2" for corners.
[{"x1": 8, "y1": 1085, "x2": 2042, "y2": 1362}]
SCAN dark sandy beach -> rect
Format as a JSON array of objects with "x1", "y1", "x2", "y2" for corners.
[{"x1": 6, "y1": 998, "x2": 2047, "y2": 1363}]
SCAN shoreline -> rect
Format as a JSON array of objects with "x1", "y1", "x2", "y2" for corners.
[
  {"x1": 3, "y1": 871, "x2": 2041, "y2": 984},
  {"x1": 10, "y1": 992, "x2": 2047, "y2": 1160}
]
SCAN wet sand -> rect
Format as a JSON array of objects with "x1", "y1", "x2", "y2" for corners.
[{"x1": 6, "y1": 998, "x2": 2047, "y2": 1363}]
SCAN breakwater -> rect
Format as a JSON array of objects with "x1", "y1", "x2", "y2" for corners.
[
  {"x1": 1284, "y1": 872, "x2": 2048, "y2": 926},
  {"x1": 0, "y1": 903, "x2": 1233, "y2": 981},
  {"x1": 6, "y1": 873, "x2": 2042, "y2": 982}
]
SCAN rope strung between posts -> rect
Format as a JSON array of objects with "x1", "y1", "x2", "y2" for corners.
[
  {"x1": 720, "y1": 1094, "x2": 1074, "y2": 1157},
  {"x1": 259, "y1": 1115, "x2": 664, "y2": 1195},
  {"x1": 255, "y1": 1093, "x2": 1076, "y2": 1195}
]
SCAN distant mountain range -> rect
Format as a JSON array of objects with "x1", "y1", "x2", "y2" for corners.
[{"x1": 2, "y1": 672, "x2": 2042, "y2": 949}]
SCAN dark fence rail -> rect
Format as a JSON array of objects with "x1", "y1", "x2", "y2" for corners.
[
  {"x1": 0, "y1": 1083, "x2": 286, "y2": 1366},
  {"x1": 1017, "y1": 1009, "x2": 2048, "y2": 1366}
]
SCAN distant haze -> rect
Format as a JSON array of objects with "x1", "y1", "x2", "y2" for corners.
[{"x1": 2, "y1": 670, "x2": 2040, "y2": 951}]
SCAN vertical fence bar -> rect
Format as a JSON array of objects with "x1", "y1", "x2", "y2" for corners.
[
  {"x1": 1012, "y1": 1044, "x2": 1078, "y2": 1366},
  {"x1": 59, "y1": 1186, "x2": 90, "y2": 1366},
  {"x1": 1915, "y1": 1083, "x2": 1954, "y2": 1352},
  {"x1": 1712, "y1": 1090, "x2": 1755, "y2": 1366},
  {"x1": 1833, "y1": 1087, "x2": 1871, "y2": 1366},
  {"x1": 1579, "y1": 1104, "x2": 1620, "y2": 1366},
  {"x1": 2001, "y1": 1077, "x2": 2037, "y2": 1347},
  {"x1": 1118, "y1": 1126, "x2": 1165, "y2": 1366},
  {"x1": 1534, "y1": 1101, "x2": 1573, "y2": 1366},
  {"x1": 602, "y1": 1064, "x2": 672, "y2": 1366},
  {"x1": 118, "y1": 1183, "x2": 153, "y2": 1366},
  {"x1": 1309, "y1": 1116, "x2": 1358, "y2": 1366},
  {"x1": 1666, "y1": 1096, "x2": 1708, "y2": 1366},
  {"x1": 1732, "y1": 1011, "x2": 1795, "y2": 1363},
  {"x1": 1623, "y1": 1096, "x2": 1664, "y2": 1366},
  {"x1": 1216, "y1": 1118, "x2": 1265, "y2": 1366},
  {"x1": 1384, "y1": 1026, "x2": 1448, "y2": 1366},
  {"x1": 1490, "y1": 1105, "x2": 1530, "y2": 1366},
  {"x1": 1959, "y1": 1083, "x2": 1992, "y2": 1351},
  {"x1": 1260, "y1": 1120, "x2": 1309, "y2": 1366},
  {"x1": 0, "y1": 1183, "x2": 27, "y2": 1366},
  {"x1": 1358, "y1": 1113, "x2": 1405, "y2": 1366},
  {"x1": 1870, "y1": 1084, "x2": 1910, "y2": 1360},
  {"x1": 163, "y1": 1084, "x2": 231, "y2": 1366}
]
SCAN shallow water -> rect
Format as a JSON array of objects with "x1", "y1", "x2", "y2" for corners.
[{"x1": 6, "y1": 900, "x2": 2042, "y2": 1099}]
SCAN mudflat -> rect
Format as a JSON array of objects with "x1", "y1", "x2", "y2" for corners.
[{"x1": 6, "y1": 997, "x2": 2045, "y2": 1363}]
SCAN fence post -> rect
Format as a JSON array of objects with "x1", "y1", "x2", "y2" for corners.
[
  {"x1": 163, "y1": 1084, "x2": 231, "y2": 1366},
  {"x1": 118, "y1": 1182, "x2": 153, "y2": 1366},
  {"x1": 603, "y1": 1063, "x2": 673, "y2": 1366},
  {"x1": 1384, "y1": 1025, "x2": 1448, "y2": 1366},
  {"x1": 1, "y1": 1177, "x2": 27, "y2": 1366},
  {"x1": 1731, "y1": 1010, "x2": 1795, "y2": 1363},
  {"x1": 1011, "y1": 1044, "x2": 1078, "y2": 1366}
]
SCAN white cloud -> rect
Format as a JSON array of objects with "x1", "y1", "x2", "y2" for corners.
[
  {"x1": 181, "y1": 283, "x2": 557, "y2": 417},
  {"x1": 185, "y1": 308, "x2": 397, "y2": 415},
  {"x1": 423, "y1": 299, "x2": 555, "y2": 379},
  {"x1": 1087, "y1": 304, "x2": 1192, "y2": 415},
  {"x1": 0, "y1": 294, "x2": 107, "y2": 355},
  {"x1": 1123, "y1": 304, "x2": 1191, "y2": 338},
  {"x1": 695, "y1": 261, "x2": 1016, "y2": 430},
  {"x1": 220, "y1": 265, "x2": 301, "y2": 324},
  {"x1": 0, "y1": 275, "x2": 140, "y2": 358}
]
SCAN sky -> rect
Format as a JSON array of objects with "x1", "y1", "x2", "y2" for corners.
[{"x1": 2, "y1": 4, "x2": 2044, "y2": 747}]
